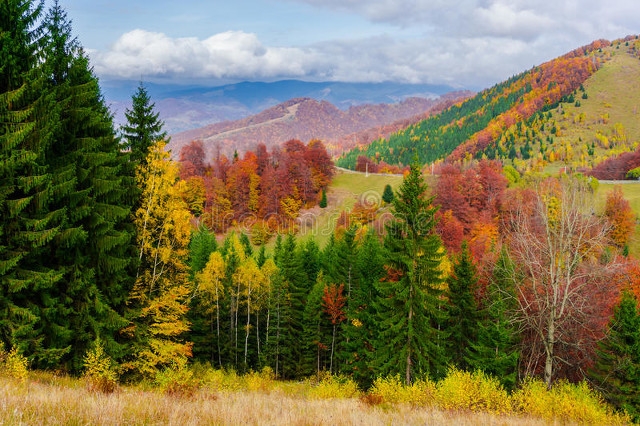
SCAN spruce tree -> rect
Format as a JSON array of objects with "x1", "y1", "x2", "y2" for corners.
[
  {"x1": 340, "y1": 230, "x2": 385, "y2": 388},
  {"x1": 121, "y1": 82, "x2": 167, "y2": 165},
  {"x1": 373, "y1": 160, "x2": 446, "y2": 384},
  {"x1": 446, "y1": 241, "x2": 479, "y2": 371},
  {"x1": 38, "y1": 1, "x2": 134, "y2": 371},
  {"x1": 466, "y1": 247, "x2": 520, "y2": 390},
  {"x1": 589, "y1": 290, "x2": 640, "y2": 421},
  {"x1": 0, "y1": 0, "x2": 63, "y2": 361},
  {"x1": 382, "y1": 184, "x2": 394, "y2": 204}
]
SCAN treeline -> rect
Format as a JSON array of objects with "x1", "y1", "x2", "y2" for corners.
[
  {"x1": 177, "y1": 137, "x2": 333, "y2": 236},
  {"x1": 336, "y1": 39, "x2": 609, "y2": 169}
]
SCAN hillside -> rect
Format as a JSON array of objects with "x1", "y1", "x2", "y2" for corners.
[
  {"x1": 104, "y1": 80, "x2": 459, "y2": 134},
  {"x1": 336, "y1": 38, "x2": 640, "y2": 174},
  {"x1": 168, "y1": 91, "x2": 471, "y2": 160}
]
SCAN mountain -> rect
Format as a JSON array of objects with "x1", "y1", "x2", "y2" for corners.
[
  {"x1": 102, "y1": 79, "x2": 459, "y2": 134},
  {"x1": 337, "y1": 36, "x2": 640, "y2": 178},
  {"x1": 167, "y1": 92, "x2": 472, "y2": 160}
]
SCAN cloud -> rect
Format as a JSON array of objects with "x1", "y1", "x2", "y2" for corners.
[
  {"x1": 93, "y1": 29, "x2": 322, "y2": 81},
  {"x1": 91, "y1": 0, "x2": 640, "y2": 89},
  {"x1": 92, "y1": 28, "x2": 552, "y2": 88}
]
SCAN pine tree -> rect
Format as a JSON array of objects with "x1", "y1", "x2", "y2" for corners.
[
  {"x1": 466, "y1": 247, "x2": 520, "y2": 390},
  {"x1": 121, "y1": 82, "x2": 167, "y2": 165},
  {"x1": 589, "y1": 290, "x2": 640, "y2": 421},
  {"x1": 446, "y1": 241, "x2": 479, "y2": 371},
  {"x1": 373, "y1": 160, "x2": 446, "y2": 384}
]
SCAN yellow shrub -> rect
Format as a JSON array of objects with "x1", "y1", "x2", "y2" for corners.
[
  {"x1": 1, "y1": 347, "x2": 28, "y2": 382},
  {"x1": 512, "y1": 378, "x2": 630, "y2": 425},
  {"x1": 434, "y1": 368, "x2": 511, "y2": 414},
  {"x1": 82, "y1": 340, "x2": 118, "y2": 393},
  {"x1": 369, "y1": 375, "x2": 435, "y2": 406},
  {"x1": 242, "y1": 367, "x2": 277, "y2": 392},
  {"x1": 155, "y1": 364, "x2": 201, "y2": 397},
  {"x1": 307, "y1": 374, "x2": 360, "y2": 399}
]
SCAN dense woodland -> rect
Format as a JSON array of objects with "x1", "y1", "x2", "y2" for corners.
[{"x1": 4, "y1": 1, "x2": 640, "y2": 422}]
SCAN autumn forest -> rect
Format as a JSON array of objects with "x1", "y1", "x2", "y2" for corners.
[{"x1": 4, "y1": 1, "x2": 640, "y2": 424}]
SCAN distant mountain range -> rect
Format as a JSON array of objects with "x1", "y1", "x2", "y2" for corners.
[
  {"x1": 167, "y1": 92, "x2": 473, "y2": 161},
  {"x1": 102, "y1": 79, "x2": 461, "y2": 135}
]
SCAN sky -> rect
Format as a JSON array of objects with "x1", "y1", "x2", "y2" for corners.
[{"x1": 49, "y1": 0, "x2": 640, "y2": 90}]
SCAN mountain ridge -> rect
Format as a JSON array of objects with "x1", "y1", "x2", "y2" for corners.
[{"x1": 167, "y1": 91, "x2": 473, "y2": 160}]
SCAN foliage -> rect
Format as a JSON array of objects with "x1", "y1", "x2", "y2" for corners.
[
  {"x1": 82, "y1": 339, "x2": 118, "y2": 393},
  {"x1": 369, "y1": 375, "x2": 435, "y2": 406},
  {"x1": 512, "y1": 378, "x2": 629, "y2": 425},
  {"x1": 504, "y1": 176, "x2": 621, "y2": 386},
  {"x1": 155, "y1": 363, "x2": 202, "y2": 398},
  {"x1": 589, "y1": 290, "x2": 640, "y2": 422},
  {"x1": 434, "y1": 368, "x2": 512, "y2": 414},
  {"x1": 0, "y1": 347, "x2": 29, "y2": 382},
  {"x1": 121, "y1": 82, "x2": 168, "y2": 164},
  {"x1": 382, "y1": 184, "x2": 394, "y2": 204},
  {"x1": 604, "y1": 186, "x2": 636, "y2": 249},
  {"x1": 374, "y1": 160, "x2": 446, "y2": 384},
  {"x1": 126, "y1": 141, "x2": 193, "y2": 378}
]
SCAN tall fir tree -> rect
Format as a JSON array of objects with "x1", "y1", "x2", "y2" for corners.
[
  {"x1": 589, "y1": 290, "x2": 640, "y2": 422},
  {"x1": 0, "y1": 0, "x2": 63, "y2": 362},
  {"x1": 339, "y1": 230, "x2": 385, "y2": 388},
  {"x1": 38, "y1": 1, "x2": 134, "y2": 371},
  {"x1": 465, "y1": 247, "x2": 520, "y2": 389},
  {"x1": 120, "y1": 82, "x2": 167, "y2": 165},
  {"x1": 445, "y1": 241, "x2": 479, "y2": 371},
  {"x1": 373, "y1": 160, "x2": 447, "y2": 384}
]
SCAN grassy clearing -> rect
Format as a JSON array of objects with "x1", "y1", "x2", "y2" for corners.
[
  {"x1": 297, "y1": 170, "x2": 404, "y2": 247},
  {"x1": 1, "y1": 368, "x2": 630, "y2": 426}
]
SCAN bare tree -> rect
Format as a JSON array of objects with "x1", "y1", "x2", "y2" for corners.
[{"x1": 503, "y1": 176, "x2": 621, "y2": 387}]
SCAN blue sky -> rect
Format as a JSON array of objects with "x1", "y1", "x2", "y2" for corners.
[{"x1": 50, "y1": 0, "x2": 640, "y2": 90}]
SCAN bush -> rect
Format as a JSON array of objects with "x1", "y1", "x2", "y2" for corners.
[
  {"x1": 369, "y1": 375, "x2": 435, "y2": 406},
  {"x1": 155, "y1": 363, "x2": 201, "y2": 398},
  {"x1": 83, "y1": 339, "x2": 118, "y2": 393},
  {"x1": 434, "y1": 368, "x2": 511, "y2": 414},
  {"x1": 306, "y1": 374, "x2": 360, "y2": 399},
  {"x1": 512, "y1": 378, "x2": 630, "y2": 425},
  {"x1": 0, "y1": 347, "x2": 28, "y2": 382},
  {"x1": 626, "y1": 166, "x2": 640, "y2": 180}
]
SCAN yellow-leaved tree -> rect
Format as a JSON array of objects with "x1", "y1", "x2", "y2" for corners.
[{"x1": 125, "y1": 141, "x2": 193, "y2": 378}]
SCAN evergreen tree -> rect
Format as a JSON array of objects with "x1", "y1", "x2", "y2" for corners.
[
  {"x1": 589, "y1": 290, "x2": 640, "y2": 421},
  {"x1": 38, "y1": 1, "x2": 134, "y2": 371},
  {"x1": 382, "y1": 184, "x2": 394, "y2": 204},
  {"x1": 319, "y1": 189, "x2": 327, "y2": 208},
  {"x1": 465, "y1": 247, "x2": 520, "y2": 389},
  {"x1": 275, "y1": 234, "x2": 309, "y2": 378},
  {"x1": 445, "y1": 241, "x2": 479, "y2": 370},
  {"x1": 340, "y1": 230, "x2": 385, "y2": 388},
  {"x1": 301, "y1": 272, "x2": 331, "y2": 376},
  {"x1": 0, "y1": 0, "x2": 63, "y2": 362},
  {"x1": 373, "y1": 160, "x2": 446, "y2": 384},
  {"x1": 120, "y1": 82, "x2": 167, "y2": 165}
]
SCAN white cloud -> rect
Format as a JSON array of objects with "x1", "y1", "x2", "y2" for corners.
[
  {"x1": 91, "y1": 0, "x2": 640, "y2": 89},
  {"x1": 93, "y1": 29, "x2": 322, "y2": 81}
]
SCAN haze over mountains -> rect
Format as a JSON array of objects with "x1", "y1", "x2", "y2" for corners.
[{"x1": 103, "y1": 79, "x2": 460, "y2": 134}]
